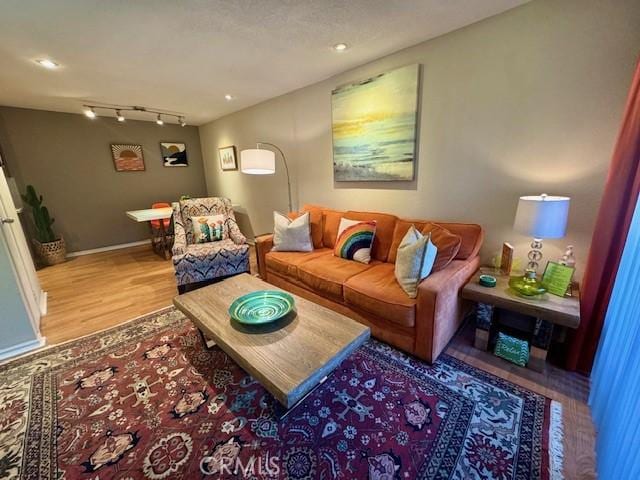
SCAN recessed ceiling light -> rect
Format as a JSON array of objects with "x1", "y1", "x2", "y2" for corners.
[
  {"x1": 36, "y1": 59, "x2": 59, "y2": 69},
  {"x1": 333, "y1": 43, "x2": 348, "y2": 52},
  {"x1": 84, "y1": 107, "x2": 96, "y2": 119},
  {"x1": 224, "y1": 94, "x2": 234, "y2": 101}
]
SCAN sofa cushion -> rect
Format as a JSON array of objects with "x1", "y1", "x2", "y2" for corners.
[
  {"x1": 344, "y1": 263, "x2": 416, "y2": 328},
  {"x1": 321, "y1": 208, "x2": 344, "y2": 248},
  {"x1": 422, "y1": 223, "x2": 462, "y2": 272},
  {"x1": 298, "y1": 254, "x2": 378, "y2": 301},
  {"x1": 388, "y1": 219, "x2": 429, "y2": 263},
  {"x1": 334, "y1": 218, "x2": 376, "y2": 264},
  {"x1": 344, "y1": 211, "x2": 397, "y2": 262},
  {"x1": 265, "y1": 248, "x2": 332, "y2": 278},
  {"x1": 436, "y1": 222, "x2": 484, "y2": 260},
  {"x1": 300, "y1": 205, "x2": 324, "y2": 249},
  {"x1": 272, "y1": 211, "x2": 313, "y2": 252}
]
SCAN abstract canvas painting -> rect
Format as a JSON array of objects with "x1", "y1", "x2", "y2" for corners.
[
  {"x1": 160, "y1": 142, "x2": 188, "y2": 167},
  {"x1": 332, "y1": 64, "x2": 419, "y2": 181},
  {"x1": 111, "y1": 144, "x2": 145, "y2": 172}
]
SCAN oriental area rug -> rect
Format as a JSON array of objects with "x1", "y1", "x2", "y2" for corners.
[{"x1": 0, "y1": 308, "x2": 563, "y2": 479}]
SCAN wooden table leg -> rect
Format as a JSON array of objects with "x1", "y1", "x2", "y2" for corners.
[
  {"x1": 474, "y1": 302, "x2": 494, "y2": 350},
  {"x1": 529, "y1": 318, "x2": 554, "y2": 372}
]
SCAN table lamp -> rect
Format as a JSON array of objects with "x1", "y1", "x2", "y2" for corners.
[{"x1": 511, "y1": 193, "x2": 570, "y2": 295}]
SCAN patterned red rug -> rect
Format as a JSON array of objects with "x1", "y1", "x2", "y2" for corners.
[{"x1": 0, "y1": 308, "x2": 563, "y2": 479}]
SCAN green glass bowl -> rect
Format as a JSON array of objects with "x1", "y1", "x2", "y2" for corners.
[
  {"x1": 228, "y1": 290, "x2": 295, "y2": 325},
  {"x1": 508, "y1": 275, "x2": 546, "y2": 297}
]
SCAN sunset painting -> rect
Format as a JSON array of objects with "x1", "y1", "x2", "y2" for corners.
[
  {"x1": 111, "y1": 144, "x2": 145, "y2": 172},
  {"x1": 332, "y1": 64, "x2": 419, "y2": 181}
]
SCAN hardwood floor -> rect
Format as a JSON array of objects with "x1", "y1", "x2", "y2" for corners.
[{"x1": 37, "y1": 244, "x2": 595, "y2": 479}]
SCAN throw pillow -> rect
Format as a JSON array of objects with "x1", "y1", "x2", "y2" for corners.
[
  {"x1": 394, "y1": 225, "x2": 438, "y2": 298},
  {"x1": 422, "y1": 223, "x2": 462, "y2": 271},
  {"x1": 334, "y1": 218, "x2": 376, "y2": 264},
  {"x1": 272, "y1": 211, "x2": 313, "y2": 252},
  {"x1": 191, "y1": 214, "x2": 225, "y2": 243}
]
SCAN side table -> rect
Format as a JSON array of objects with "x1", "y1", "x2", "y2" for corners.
[{"x1": 461, "y1": 271, "x2": 580, "y2": 371}]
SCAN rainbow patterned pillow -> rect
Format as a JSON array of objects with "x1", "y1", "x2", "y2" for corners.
[{"x1": 334, "y1": 218, "x2": 377, "y2": 264}]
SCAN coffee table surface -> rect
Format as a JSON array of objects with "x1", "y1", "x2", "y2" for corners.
[{"x1": 173, "y1": 274, "x2": 370, "y2": 408}]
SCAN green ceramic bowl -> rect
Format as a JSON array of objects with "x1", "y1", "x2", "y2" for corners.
[{"x1": 228, "y1": 290, "x2": 295, "y2": 325}]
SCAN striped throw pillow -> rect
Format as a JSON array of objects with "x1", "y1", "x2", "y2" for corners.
[{"x1": 334, "y1": 218, "x2": 376, "y2": 264}]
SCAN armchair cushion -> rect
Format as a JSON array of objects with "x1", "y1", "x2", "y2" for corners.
[
  {"x1": 172, "y1": 239, "x2": 249, "y2": 285},
  {"x1": 180, "y1": 197, "x2": 235, "y2": 244}
]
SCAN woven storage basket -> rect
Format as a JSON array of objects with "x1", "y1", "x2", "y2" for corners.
[{"x1": 34, "y1": 238, "x2": 66, "y2": 266}]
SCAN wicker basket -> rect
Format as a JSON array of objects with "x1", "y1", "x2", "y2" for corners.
[{"x1": 34, "y1": 238, "x2": 67, "y2": 266}]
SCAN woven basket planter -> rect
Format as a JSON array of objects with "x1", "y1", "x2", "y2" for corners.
[{"x1": 34, "y1": 238, "x2": 67, "y2": 266}]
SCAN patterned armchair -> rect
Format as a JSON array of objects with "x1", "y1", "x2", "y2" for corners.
[{"x1": 172, "y1": 197, "x2": 250, "y2": 293}]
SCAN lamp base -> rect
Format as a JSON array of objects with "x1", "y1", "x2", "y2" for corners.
[{"x1": 509, "y1": 269, "x2": 547, "y2": 297}]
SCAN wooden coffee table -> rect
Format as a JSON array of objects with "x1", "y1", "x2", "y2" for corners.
[{"x1": 173, "y1": 274, "x2": 370, "y2": 409}]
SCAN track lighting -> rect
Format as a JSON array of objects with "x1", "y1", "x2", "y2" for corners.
[{"x1": 82, "y1": 104, "x2": 185, "y2": 125}]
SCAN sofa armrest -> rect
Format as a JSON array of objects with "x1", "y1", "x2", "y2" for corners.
[
  {"x1": 415, "y1": 257, "x2": 480, "y2": 362},
  {"x1": 255, "y1": 234, "x2": 274, "y2": 279}
]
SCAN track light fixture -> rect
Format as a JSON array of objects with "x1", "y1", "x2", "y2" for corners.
[{"x1": 81, "y1": 104, "x2": 186, "y2": 126}]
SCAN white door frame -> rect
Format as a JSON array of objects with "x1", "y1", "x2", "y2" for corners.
[{"x1": 0, "y1": 166, "x2": 46, "y2": 341}]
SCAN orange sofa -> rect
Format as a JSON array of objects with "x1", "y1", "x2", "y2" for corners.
[{"x1": 255, "y1": 205, "x2": 483, "y2": 363}]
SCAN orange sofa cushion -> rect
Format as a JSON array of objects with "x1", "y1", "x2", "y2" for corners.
[
  {"x1": 436, "y1": 222, "x2": 484, "y2": 260},
  {"x1": 265, "y1": 248, "x2": 332, "y2": 278},
  {"x1": 297, "y1": 254, "x2": 378, "y2": 301},
  {"x1": 321, "y1": 208, "x2": 344, "y2": 248},
  {"x1": 387, "y1": 219, "x2": 430, "y2": 263},
  {"x1": 300, "y1": 205, "x2": 324, "y2": 249},
  {"x1": 421, "y1": 223, "x2": 462, "y2": 272},
  {"x1": 344, "y1": 263, "x2": 416, "y2": 328},
  {"x1": 344, "y1": 210, "x2": 397, "y2": 262}
]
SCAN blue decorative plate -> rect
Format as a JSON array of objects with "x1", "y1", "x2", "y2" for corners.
[{"x1": 228, "y1": 290, "x2": 295, "y2": 325}]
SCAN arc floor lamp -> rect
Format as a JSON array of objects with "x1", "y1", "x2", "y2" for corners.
[{"x1": 240, "y1": 142, "x2": 293, "y2": 212}]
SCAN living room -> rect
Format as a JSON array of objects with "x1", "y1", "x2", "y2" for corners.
[{"x1": 0, "y1": 0, "x2": 639, "y2": 478}]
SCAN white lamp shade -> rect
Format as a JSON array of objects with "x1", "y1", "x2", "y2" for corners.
[
  {"x1": 514, "y1": 194, "x2": 570, "y2": 239},
  {"x1": 240, "y1": 149, "x2": 275, "y2": 175}
]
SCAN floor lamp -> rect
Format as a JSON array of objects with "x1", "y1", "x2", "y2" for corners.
[{"x1": 240, "y1": 142, "x2": 293, "y2": 212}]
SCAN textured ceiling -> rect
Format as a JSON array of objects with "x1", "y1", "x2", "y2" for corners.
[{"x1": 0, "y1": 0, "x2": 529, "y2": 125}]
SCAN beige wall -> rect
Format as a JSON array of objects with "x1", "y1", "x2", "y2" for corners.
[
  {"x1": 200, "y1": 0, "x2": 640, "y2": 279},
  {"x1": 0, "y1": 107, "x2": 207, "y2": 252}
]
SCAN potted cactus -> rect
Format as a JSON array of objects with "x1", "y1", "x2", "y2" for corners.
[{"x1": 21, "y1": 185, "x2": 66, "y2": 265}]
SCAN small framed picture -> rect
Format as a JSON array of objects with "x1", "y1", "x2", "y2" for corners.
[
  {"x1": 111, "y1": 144, "x2": 145, "y2": 172},
  {"x1": 160, "y1": 142, "x2": 188, "y2": 167},
  {"x1": 541, "y1": 261, "x2": 575, "y2": 297},
  {"x1": 219, "y1": 145, "x2": 237, "y2": 171}
]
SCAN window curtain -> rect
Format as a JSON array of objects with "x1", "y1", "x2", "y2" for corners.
[
  {"x1": 566, "y1": 57, "x2": 640, "y2": 372},
  {"x1": 589, "y1": 196, "x2": 640, "y2": 478}
]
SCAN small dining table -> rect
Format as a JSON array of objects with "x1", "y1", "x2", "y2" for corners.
[{"x1": 125, "y1": 206, "x2": 174, "y2": 259}]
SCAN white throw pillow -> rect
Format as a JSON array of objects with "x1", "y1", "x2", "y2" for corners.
[
  {"x1": 272, "y1": 211, "x2": 313, "y2": 252},
  {"x1": 394, "y1": 225, "x2": 438, "y2": 298}
]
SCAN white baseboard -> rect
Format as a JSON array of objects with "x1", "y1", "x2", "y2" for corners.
[
  {"x1": 0, "y1": 337, "x2": 46, "y2": 362},
  {"x1": 67, "y1": 240, "x2": 151, "y2": 257}
]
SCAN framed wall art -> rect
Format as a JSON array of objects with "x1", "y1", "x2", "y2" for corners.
[
  {"x1": 111, "y1": 144, "x2": 145, "y2": 172},
  {"x1": 219, "y1": 145, "x2": 237, "y2": 171},
  {"x1": 160, "y1": 142, "x2": 188, "y2": 167}
]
